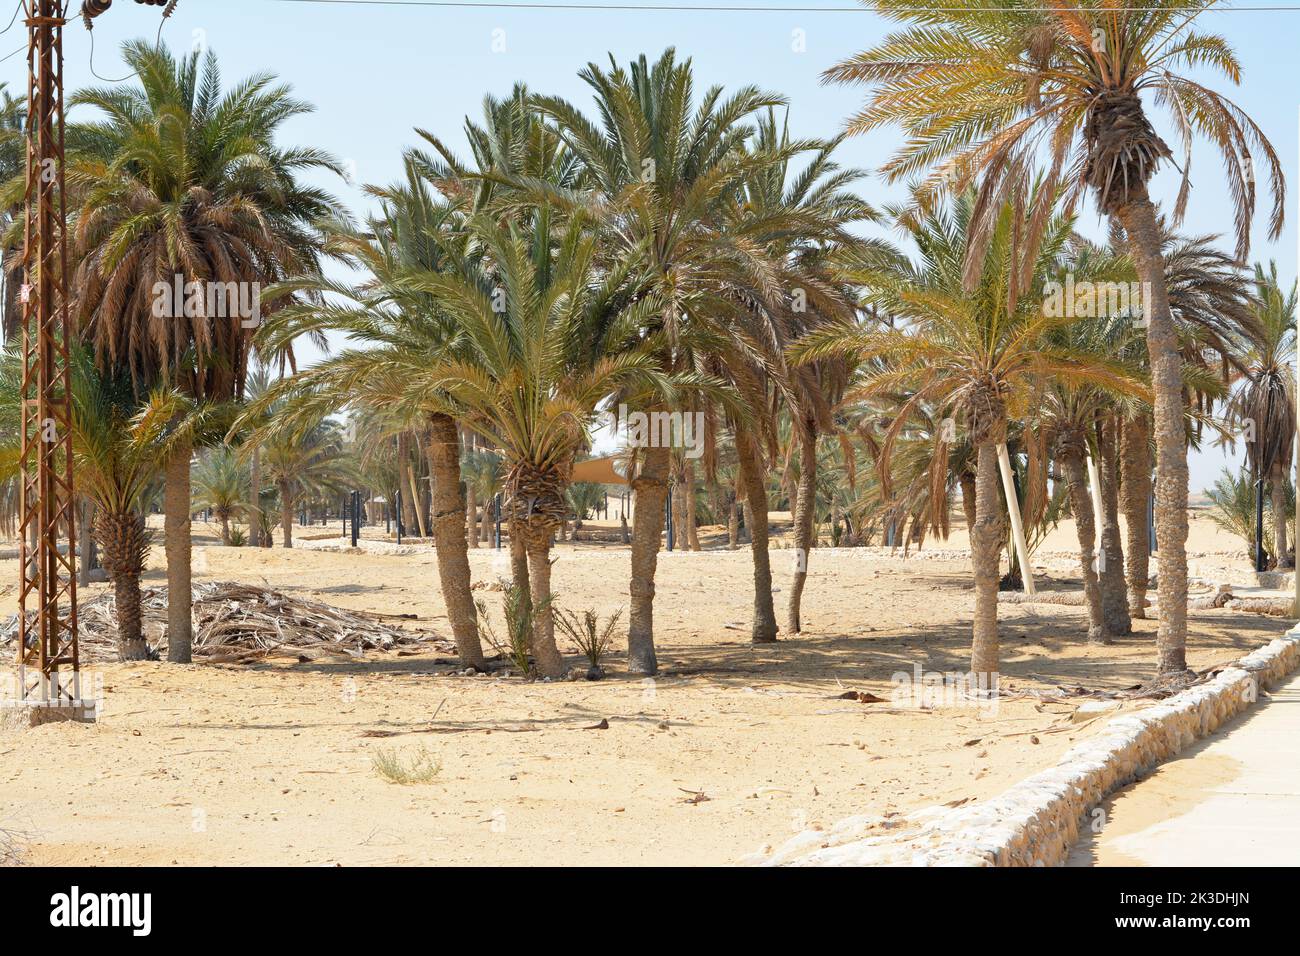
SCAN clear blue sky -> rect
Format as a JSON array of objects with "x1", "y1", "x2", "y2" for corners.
[{"x1": 7, "y1": 0, "x2": 1298, "y2": 492}]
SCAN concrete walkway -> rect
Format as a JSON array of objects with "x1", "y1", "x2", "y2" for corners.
[{"x1": 1067, "y1": 669, "x2": 1300, "y2": 866}]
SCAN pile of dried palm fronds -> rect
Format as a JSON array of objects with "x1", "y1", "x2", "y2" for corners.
[{"x1": 0, "y1": 581, "x2": 453, "y2": 664}]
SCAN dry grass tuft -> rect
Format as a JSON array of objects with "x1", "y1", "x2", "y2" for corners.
[{"x1": 371, "y1": 746, "x2": 441, "y2": 785}]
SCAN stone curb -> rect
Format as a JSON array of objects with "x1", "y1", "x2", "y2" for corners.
[{"x1": 751, "y1": 627, "x2": 1300, "y2": 867}]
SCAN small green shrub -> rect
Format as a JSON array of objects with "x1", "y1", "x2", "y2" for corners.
[
  {"x1": 476, "y1": 581, "x2": 552, "y2": 675},
  {"x1": 371, "y1": 745, "x2": 441, "y2": 785},
  {"x1": 554, "y1": 606, "x2": 622, "y2": 671}
]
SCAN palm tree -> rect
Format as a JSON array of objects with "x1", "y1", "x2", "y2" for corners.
[
  {"x1": 191, "y1": 447, "x2": 246, "y2": 546},
  {"x1": 67, "y1": 41, "x2": 342, "y2": 663},
  {"x1": 795, "y1": 197, "x2": 1136, "y2": 681},
  {"x1": 0, "y1": 83, "x2": 27, "y2": 343},
  {"x1": 828, "y1": 0, "x2": 1285, "y2": 676},
  {"x1": 0, "y1": 353, "x2": 207, "y2": 660},
  {"x1": 408, "y1": 213, "x2": 672, "y2": 678},
  {"x1": 1039, "y1": 313, "x2": 1148, "y2": 643},
  {"x1": 737, "y1": 110, "x2": 873, "y2": 633},
  {"x1": 250, "y1": 174, "x2": 490, "y2": 670},
  {"x1": 462, "y1": 446, "x2": 504, "y2": 546},
  {"x1": 1114, "y1": 226, "x2": 1257, "y2": 616},
  {"x1": 260, "y1": 420, "x2": 356, "y2": 549},
  {"x1": 535, "y1": 49, "x2": 792, "y2": 672},
  {"x1": 566, "y1": 481, "x2": 605, "y2": 532},
  {"x1": 1229, "y1": 262, "x2": 1297, "y2": 567}
]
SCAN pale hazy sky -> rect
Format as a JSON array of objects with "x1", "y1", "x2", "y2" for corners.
[{"x1": 10, "y1": 0, "x2": 1299, "y2": 492}]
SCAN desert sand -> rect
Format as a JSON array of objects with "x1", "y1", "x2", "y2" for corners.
[{"x1": 0, "y1": 508, "x2": 1289, "y2": 866}]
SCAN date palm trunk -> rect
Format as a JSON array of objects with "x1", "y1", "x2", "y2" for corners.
[
  {"x1": 78, "y1": 498, "x2": 94, "y2": 588},
  {"x1": 96, "y1": 509, "x2": 150, "y2": 661},
  {"x1": 428, "y1": 414, "x2": 486, "y2": 669},
  {"x1": 164, "y1": 440, "x2": 193, "y2": 663},
  {"x1": 971, "y1": 439, "x2": 1006, "y2": 683},
  {"x1": 737, "y1": 425, "x2": 777, "y2": 643},
  {"x1": 509, "y1": 512, "x2": 530, "y2": 592},
  {"x1": 1061, "y1": 445, "x2": 1110, "y2": 643},
  {"x1": 1116, "y1": 192, "x2": 1189, "y2": 674},
  {"x1": 1272, "y1": 460, "x2": 1290, "y2": 568},
  {"x1": 248, "y1": 445, "x2": 262, "y2": 548},
  {"x1": 1119, "y1": 414, "x2": 1152, "y2": 617},
  {"x1": 1098, "y1": 417, "x2": 1131, "y2": 635},
  {"x1": 403, "y1": 438, "x2": 428, "y2": 538},
  {"x1": 684, "y1": 457, "x2": 700, "y2": 550},
  {"x1": 627, "y1": 442, "x2": 670, "y2": 674},
  {"x1": 524, "y1": 529, "x2": 564, "y2": 679},
  {"x1": 787, "y1": 419, "x2": 817, "y2": 634},
  {"x1": 279, "y1": 479, "x2": 294, "y2": 548},
  {"x1": 219, "y1": 511, "x2": 231, "y2": 546}
]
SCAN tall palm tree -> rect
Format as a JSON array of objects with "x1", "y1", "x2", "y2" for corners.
[
  {"x1": 1229, "y1": 262, "x2": 1297, "y2": 567},
  {"x1": 795, "y1": 197, "x2": 1136, "y2": 681},
  {"x1": 250, "y1": 174, "x2": 490, "y2": 670},
  {"x1": 403, "y1": 213, "x2": 672, "y2": 678},
  {"x1": 1038, "y1": 313, "x2": 1148, "y2": 643},
  {"x1": 535, "y1": 50, "x2": 804, "y2": 671},
  {"x1": 737, "y1": 110, "x2": 873, "y2": 633},
  {"x1": 827, "y1": 0, "x2": 1285, "y2": 676},
  {"x1": 68, "y1": 41, "x2": 342, "y2": 663}
]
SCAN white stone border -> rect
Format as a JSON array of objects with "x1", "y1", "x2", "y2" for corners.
[{"x1": 752, "y1": 626, "x2": 1300, "y2": 867}]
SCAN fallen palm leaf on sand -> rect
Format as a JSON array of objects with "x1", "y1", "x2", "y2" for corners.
[{"x1": 0, "y1": 581, "x2": 453, "y2": 664}]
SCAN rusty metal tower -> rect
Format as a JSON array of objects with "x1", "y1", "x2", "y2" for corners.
[{"x1": 16, "y1": 0, "x2": 79, "y2": 707}]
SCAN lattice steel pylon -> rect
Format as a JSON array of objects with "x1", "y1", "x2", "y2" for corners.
[{"x1": 16, "y1": 0, "x2": 79, "y2": 706}]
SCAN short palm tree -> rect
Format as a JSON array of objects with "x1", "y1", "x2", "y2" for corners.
[
  {"x1": 249, "y1": 173, "x2": 490, "y2": 670},
  {"x1": 0, "y1": 353, "x2": 209, "y2": 660},
  {"x1": 191, "y1": 447, "x2": 247, "y2": 546},
  {"x1": 462, "y1": 446, "x2": 503, "y2": 545},
  {"x1": 1038, "y1": 311, "x2": 1148, "y2": 643},
  {"x1": 260, "y1": 420, "x2": 356, "y2": 549},
  {"x1": 828, "y1": 0, "x2": 1285, "y2": 676}
]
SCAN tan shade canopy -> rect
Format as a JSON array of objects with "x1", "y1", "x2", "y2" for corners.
[{"x1": 570, "y1": 455, "x2": 630, "y2": 486}]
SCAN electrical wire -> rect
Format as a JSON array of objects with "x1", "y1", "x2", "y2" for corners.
[
  {"x1": 86, "y1": 23, "x2": 136, "y2": 82},
  {"x1": 81, "y1": 1, "x2": 178, "y2": 84},
  {"x1": 0, "y1": 1, "x2": 21, "y2": 39},
  {"x1": 269, "y1": 0, "x2": 1300, "y2": 12}
]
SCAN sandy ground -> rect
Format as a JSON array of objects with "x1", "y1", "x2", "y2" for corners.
[{"x1": 0, "y1": 508, "x2": 1289, "y2": 866}]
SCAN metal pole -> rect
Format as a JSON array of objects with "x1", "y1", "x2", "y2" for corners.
[
  {"x1": 494, "y1": 493, "x2": 502, "y2": 549},
  {"x1": 351, "y1": 491, "x2": 360, "y2": 548},
  {"x1": 395, "y1": 487, "x2": 402, "y2": 545},
  {"x1": 665, "y1": 487, "x2": 674, "y2": 551},
  {"x1": 17, "y1": 0, "x2": 79, "y2": 706},
  {"x1": 996, "y1": 443, "x2": 1036, "y2": 596}
]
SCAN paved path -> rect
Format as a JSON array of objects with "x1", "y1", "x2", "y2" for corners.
[{"x1": 1067, "y1": 669, "x2": 1300, "y2": 866}]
